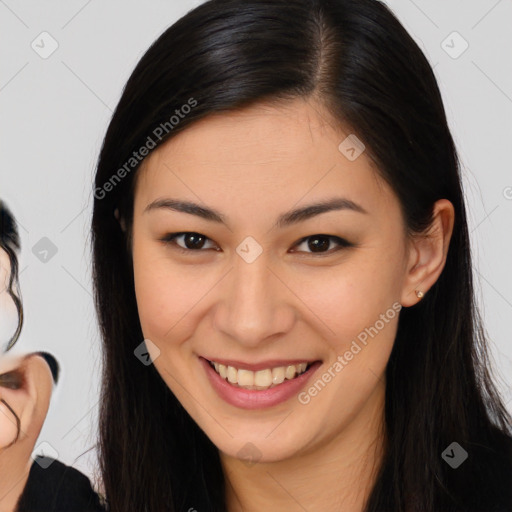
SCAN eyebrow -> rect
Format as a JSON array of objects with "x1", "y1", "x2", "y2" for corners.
[{"x1": 144, "y1": 196, "x2": 368, "y2": 229}]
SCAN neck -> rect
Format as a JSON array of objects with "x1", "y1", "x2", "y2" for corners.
[{"x1": 220, "y1": 382, "x2": 386, "y2": 512}]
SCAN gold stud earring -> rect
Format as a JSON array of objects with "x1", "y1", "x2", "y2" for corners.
[{"x1": 415, "y1": 290, "x2": 424, "y2": 299}]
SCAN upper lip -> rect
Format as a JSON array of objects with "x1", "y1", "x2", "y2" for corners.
[{"x1": 201, "y1": 356, "x2": 320, "y2": 371}]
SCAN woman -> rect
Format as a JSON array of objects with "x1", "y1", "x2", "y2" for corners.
[
  {"x1": 91, "y1": 0, "x2": 512, "y2": 510},
  {"x1": 0, "y1": 201, "x2": 105, "y2": 511}
]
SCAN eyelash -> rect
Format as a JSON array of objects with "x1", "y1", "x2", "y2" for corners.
[{"x1": 159, "y1": 232, "x2": 354, "y2": 256}]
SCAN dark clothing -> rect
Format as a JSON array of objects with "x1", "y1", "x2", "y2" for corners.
[{"x1": 16, "y1": 457, "x2": 105, "y2": 512}]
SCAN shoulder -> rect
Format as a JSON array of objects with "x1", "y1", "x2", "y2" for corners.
[{"x1": 16, "y1": 457, "x2": 106, "y2": 512}]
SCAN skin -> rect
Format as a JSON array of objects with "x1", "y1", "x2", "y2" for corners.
[
  {"x1": 0, "y1": 248, "x2": 55, "y2": 511},
  {"x1": 0, "y1": 353, "x2": 53, "y2": 512},
  {"x1": 130, "y1": 98, "x2": 454, "y2": 511}
]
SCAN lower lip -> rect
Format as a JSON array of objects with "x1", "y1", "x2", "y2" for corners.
[{"x1": 200, "y1": 357, "x2": 322, "y2": 410}]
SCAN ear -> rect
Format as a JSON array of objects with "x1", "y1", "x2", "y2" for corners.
[{"x1": 400, "y1": 199, "x2": 455, "y2": 307}]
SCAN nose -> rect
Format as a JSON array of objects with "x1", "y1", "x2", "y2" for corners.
[{"x1": 213, "y1": 253, "x2": 295, "y2": 348}]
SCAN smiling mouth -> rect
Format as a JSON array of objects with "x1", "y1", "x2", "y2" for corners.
[{"x1": 207, "y1": 359, "x2": 316, "y2": 390}]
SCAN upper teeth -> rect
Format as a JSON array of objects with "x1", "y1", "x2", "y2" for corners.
[{"x1": 210, "y1": 361, "x2": 309, "y2": 390}]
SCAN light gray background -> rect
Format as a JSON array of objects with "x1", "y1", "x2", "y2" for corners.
[{"x1": 1, "y1": 0, "x2": 511, "y2": 488}]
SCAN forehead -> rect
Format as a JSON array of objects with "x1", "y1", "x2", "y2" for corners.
[
  {"x1": 142, "y1": 99, "x2": 346, "y2": 172},
  {"x1": 134, "y1": 98, "x2": 395, "y2": 219}
]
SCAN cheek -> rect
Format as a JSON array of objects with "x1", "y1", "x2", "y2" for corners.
[
  {"x1": 289, "y1": 246, "x2": 404, "y2": 402},
  {"x1": 0, "y1": 393, "x2": 21, "y2": 448},
  {"x1": 133, "y1": 253, "x2": 175, "y2": 341},
  {"x1": 132, "y1": 243, "x2": 207, "y2": 346},
  {"x1": 295, "y1": 255, "x2": 403, "y2": 343},
  {"x1": 0, "y1": 410, "x2": 18, "y2": 447}
]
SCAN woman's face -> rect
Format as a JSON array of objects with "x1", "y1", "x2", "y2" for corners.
[{"x1": 131, "y1": 98, "x2": 415, "y2": 462}]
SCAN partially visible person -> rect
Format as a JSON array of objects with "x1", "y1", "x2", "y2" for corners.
[
  {"x1": 0, "y1": 200, "x2": 105, "y2": 511},
  {"x1": 0, "y1": 200, "x2": 23, "y2": 352}
]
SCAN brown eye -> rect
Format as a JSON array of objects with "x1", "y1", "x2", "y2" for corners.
[
  {"x1": 0, "y1": 369, "x2": 24, "y2": 390},
  {"x1": 292, "y1": 235, "x2": 353, "y2": 255},
  {"x1": 160, "y1": 232, "x2": 218, "y2": 252}
]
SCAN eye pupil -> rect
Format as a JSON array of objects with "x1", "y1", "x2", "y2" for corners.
[
  {"x1": 184, "y1": 233, "x2": 206, "y2": 249},
  {"x1": 308, "y1": 235, "x2": 330, "y2": 252}
]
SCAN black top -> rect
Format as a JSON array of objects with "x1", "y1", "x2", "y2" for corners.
[{"x1": 16, "y1": 457, "x2": 106, "y2": 512}]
